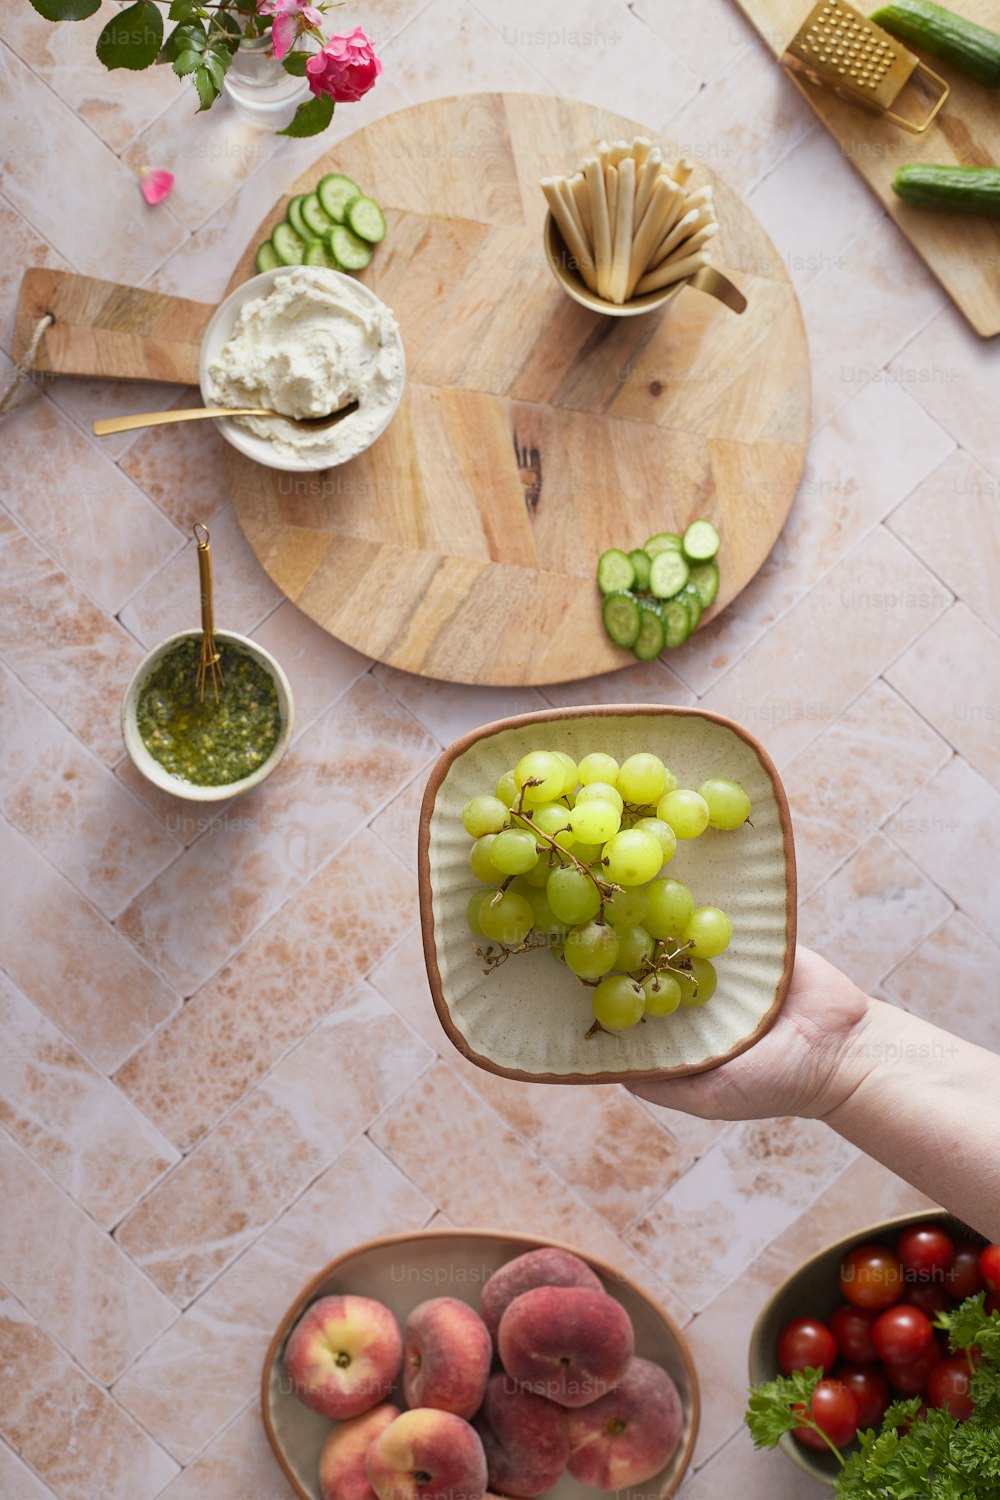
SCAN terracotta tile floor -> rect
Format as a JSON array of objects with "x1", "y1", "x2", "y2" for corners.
[{"x1": 1, "y1": 4, "x2": 997, "y2": 1496}]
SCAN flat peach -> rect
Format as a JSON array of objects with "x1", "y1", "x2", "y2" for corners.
[
  {"x1": 365, "y1": 1408, "x2": 487, "y2": 1500},
  {"x1": 475, "y1": 1373, "x2": 568, "y2": 1498},
  {"x1": 498, "y1": 1286, "x2": 633, "y2": 1408},
  {"x1": 567, "y1": 1356, "x2": 683, "y2": 1488},
  {"x1": 403, "y1": 1298, "x2": 491, "y2": 1417},
  {"x1": 285, "y1": 1295, "x2": 402, "y2": 1420},
  {"x1": 319, "y1": 1404, "x2": 400, "y2": 1500},
  {"x1": 480, "y1": 1248, "x2": 602, "y2": 1340}
]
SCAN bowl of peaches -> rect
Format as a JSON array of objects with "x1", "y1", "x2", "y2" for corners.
[{"x1": 262, "y1": 1229, "x2": 699, "y2": 1500}]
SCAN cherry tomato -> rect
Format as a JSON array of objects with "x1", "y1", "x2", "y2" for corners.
[
  {"x1": 980, "y1": 1244, "x2": 1000, "y2": 1295},
  {"x1": 944, "y1": 1243, "x2": 985, "y2": 1301},
  {"x1": 883, "y1": 1337, "x2": 944, "y2": 1396},
  {"x1": 836, "y1": 1364, "x2": 891, "y2": 1430},
  {"x1": 777, "y1": 1316, "x2": 838, "y2": 1376},
  {"x1": 927, "y1": 1355, "x2": 975, "y2": 1421},
  {"x1": 839, "y1": 1244, "x2": 904, "y2": 1311},
  {"x1": 897, "y1": 1224, "x2": 955, "y2": 1277},
  {"x1": 872, "y1": 1304, "x2": 935, "y2": 1366},
  {"x1": 904, "y1": 1279, "x2": 950, "y2": 1317},
  {"x1": 829, "y1": 1304, "x2": 879, "y2": 1365},
  {"x1": 792, "y1": 1379, "x2": 860, "y2": 1451},
  {"x1": 986, "y1": 1292, "x2": 1000, "y2": 1317}
]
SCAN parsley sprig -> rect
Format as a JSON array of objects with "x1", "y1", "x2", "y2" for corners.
[{"x1": 745, "y1": 1294, "x2": 1000, "y2": 1498}]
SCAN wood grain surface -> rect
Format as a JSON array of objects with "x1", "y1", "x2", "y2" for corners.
[
  {"x1": 733, "y1": 0, "x2": 1000, "y2": 337},
  {"x1": 225, "y1": 93, "x2": 809, "y2": 688},
  {"x1": 12, "y1": 267, "x2": 213, "y2": 384}
]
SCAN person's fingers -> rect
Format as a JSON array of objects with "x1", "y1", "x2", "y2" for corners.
[{"x1": 627, "y1": 1063, "x2": 743, "y2": 1119}]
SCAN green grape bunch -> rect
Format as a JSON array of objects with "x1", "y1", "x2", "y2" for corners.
[{"x1": 460, "y1": 747, "x2": 751, "y2": 1037}]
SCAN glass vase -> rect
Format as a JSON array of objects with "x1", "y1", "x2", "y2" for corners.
[{"x1": 223, "y1": 31, "x2": 309, "y2": 120}]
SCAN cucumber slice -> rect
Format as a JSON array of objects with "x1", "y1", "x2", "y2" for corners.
[
  {"x1": 688, "y1": 561, "x2": 719, "y2": 610},
  {"x1": 597, "y1": 549, "x2": 636, "y2": 595},
  {"x1": 662, "y1": 597, "x2": 692, "y2": 650},
  {"x1": 679, "y1": 583, "x2": 703, "y2": 631},
  {"x1": 255, "y1": 239, "x2": 280, "y2": 273},
  {"x1": 649, "y1": 549, "x2": 691, "y2": 599},
  {"x1": 633, "y1": 604, "x2": 666, "y2": 661},
  {"x1": 328, "y1": 225, "x2": 373, "y2": 271},
  {"x1": 301, "y1": 192, "x2": 334, "y2": 236},
  {"x1": 271, "y1": 221, "x2": 306, "y2": 265},
  {"x1": 303, "y1": 239, "x2": 332, "y2": 268},
  {"x1": 345, "y1": 194, "x2": 387, "y2": 244},
  {"x1": 602, "y1": 591, "x2": 642, "y2": 649},
  {"x1": 644, "y1": 532, "x2": 684, "y2": 557},
  {"x1": 682, "y1": 519, "x2": 720, "y2": 562},
  {"x1": 287, "y1": 195, "x2": 309, "y2": 240},
  {"x1": 628, "y1": 548, "x2": 652, "y2": 592},
  {"x1": 317, "y1": 173, "x2": 361, "y2": 225}
]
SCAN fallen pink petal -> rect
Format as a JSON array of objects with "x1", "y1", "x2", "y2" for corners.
[{"x1": 139, "y1": 168, "x2": 174, "y2": 205}]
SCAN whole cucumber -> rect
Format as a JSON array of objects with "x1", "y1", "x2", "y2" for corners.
[
  {"x1": 871, "y1": 0, "x2": 1000, "y2": 87},
  {"x1": 893, "y1": 164, "x2": 1000, "y2": 214}
]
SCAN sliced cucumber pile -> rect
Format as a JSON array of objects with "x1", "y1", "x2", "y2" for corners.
[
  {"x1": 596, "y1": 518, "x2": 721, "y2": 661},
  {"x1": 254, "y1": 171, "x2": 387, "y2": 279}
]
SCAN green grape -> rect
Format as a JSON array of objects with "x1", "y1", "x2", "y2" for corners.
[
  {"x1": 525, "y1": 886, "x2": 570, "y2": 938},
  {"x1": 515, "y1": 750, "x2": 565, "y2": 804},
  {"x1": 569, "y1": 799, "x2": 621, "y2": 845},
  {"x1": 645, "y1": 878, "x2": 695, "y2": 940},
  {"x1": 495, "y1": 771, "x2": 518, "y2": 808},
  {"x1": 575, "y1": 780, "x2": 625, "y2": 814},
  {"x1": 479, "y1": 890, "x2": 534, "y2": 946},
  {"x1": 565, "y1": 921, "x2": 619, "y2": 979},
  {"x1": 553, "y1": 750, "x2": 579, "y2": 797},
  {"x1": 676, "y1": 957, "x2": 718, "y2": 1007},
  {"x1": 661, "y1": 766, "x2": 679, "y2": 796},
  {"x1": 601, "y1": 829, "x2": 663, "y2": 886},
  {"x1": 520, "y1": 853, "x2": 554, "y2": 889},
  {"x1": 685, "y1": 906, "x2": 733, "y2": 959},
  {"x1": 524, "y1": 803, "x2": 576, "y2": 850},
  {"x1": 698, "y1": 778, "x2": 752, "y2": 831},
  {"x1": 547, "y1": 866, "x2": 601, "y2": 924},
  {"x1": 603, "y1": 887, "x2": 649, "y2": 929},
  {"x1": 617, "y1": 753, "x2": 668, "y2": 805},
  {"x1": 489, "y1": 828, "x2": 540, "y2": 876},
  {"x1": 467, "y1": 891, "x2": 487, "y2": 938},
  {"x1": 462, "y1": 795, "x2": 509, "y2": 838},
  {"x1": 578, "y1": 752, "x2": 619, "y2": 787},
  {"x1": 615, "y1": 924, "x2": 654, "y2": 972},
  {"x1": 634, "y1": 816, "x2": 677, "y2": 865},
  {"x1": 642, "y1": 972, "x2": 682, "y2": 1016},
  {"x1": 470, "y1": 834, "x2": 499, "y2": 882},
  {"x1": 592, "y1": 974, "x2": 645, "y2": 1031},
  {"x1": 657, "y1": 788, "x2": 710, "y2": 839},
  {"x1": 570, "y1": 839, "x2": 604, "y2": 864}
]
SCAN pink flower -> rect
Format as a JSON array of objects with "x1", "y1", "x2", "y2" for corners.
[
  {"x1": 139, "y1": 168, "x2": 174, "y2": 205},
  {"x1": 306, "y1": 27, "x2": 382, "y2": 103},
  {"x1": 259, "y1": 0, "x2": 322, "y2": 62}
]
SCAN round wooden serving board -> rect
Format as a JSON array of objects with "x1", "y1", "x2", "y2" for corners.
[{"x1": 227, "y1": 93, "x2": 810, "y2": 687}]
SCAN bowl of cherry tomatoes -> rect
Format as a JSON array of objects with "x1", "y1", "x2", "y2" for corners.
[{"x1": 748, "y1": 1210, "x2": 1000, "y2": 1485}]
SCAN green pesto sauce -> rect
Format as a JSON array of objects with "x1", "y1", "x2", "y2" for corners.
[{"x1": 137, "y1": 638, "x2": 281, "y2": 787}]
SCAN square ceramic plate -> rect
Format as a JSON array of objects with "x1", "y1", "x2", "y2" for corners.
[
  {"x1": 418, "y1": 705, "x2": 796, "y2": 1084},
  {"x1": 261, "y1": 1229, "x2": 699, "y2": 1500}
]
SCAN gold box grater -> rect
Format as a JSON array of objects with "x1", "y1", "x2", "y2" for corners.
[{"x1": 783, "y1": 0, "x2": 949, "y2": 133}]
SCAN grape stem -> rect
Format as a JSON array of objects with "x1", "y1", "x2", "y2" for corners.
[
  {"x1": 475, "y1": 936, "x2": 551, "y2": 973},
  {"x1": 488, "y1": 875, "x2": 515, "y2": 908},
  {"x1": 510, "y1": 779, "x2": 623, "y2": 920}
]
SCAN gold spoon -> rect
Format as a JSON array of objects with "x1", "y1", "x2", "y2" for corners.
[{"x1": 92, "y1": 400, "x2": 359, "y2": 437}]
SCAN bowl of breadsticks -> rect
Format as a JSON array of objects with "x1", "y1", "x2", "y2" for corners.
[{"x1": 542, "y1": 137, "x2": 746, "y2": 318}]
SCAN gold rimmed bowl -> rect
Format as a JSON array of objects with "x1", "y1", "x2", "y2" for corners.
[
  {"x1": 418, "y1": 704, "x2": 796, "y2": 1085},
  {"x1": 261, "y1": 1228, "x2": 700, "y2": 1500}
]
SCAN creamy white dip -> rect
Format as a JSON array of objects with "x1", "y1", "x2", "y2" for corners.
[{"x1": 205, "y1": 267, "x2": 404, "y2": 467}]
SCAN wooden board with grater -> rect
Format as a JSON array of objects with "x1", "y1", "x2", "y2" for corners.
[{"x1": 731, "y1": 0, "x2": 1000, "y2": 336}]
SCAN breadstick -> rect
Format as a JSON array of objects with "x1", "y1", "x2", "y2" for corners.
[
  {"x1": 672, "y1": 157, "x2": 695, "y2": 187},
  {"x1": 605, "y1": 164, "x2": 619, "y2": 265},
  {"x1": 608, "y1": 139, "x2": 630, "y2": 166},
  {"x1": 569, "y1": 172, "x2": 593, "y2": 245},
  {"x1": 635, "y1": 249, "x2": 710, "y2": 296},
  {"x1": 666, "y1": 220, "x2": 718, "y2": 261},
  {"x1": 596, "y1": 139, "x2": 611, "y2": 170},
  {"x1": 541, "y1": 178, "x2": 598, "y2": 291},
  {"x1": 630, "y1": 136, "x2": 653, "y2": 169},
  {"x1": 626, "y1": 176, "x2": 677, "y2": 301},
  {"x1": 555, "y1": 175, "x2": 588, "y2": 247},
  {"x1": 651, "y1": 206, "x2": 700, "y2": 263},
  {"x1": 633, "y1": 147, "x2": 663, "y2": 223},
  {"x1": 585, "y1": 156, "x2": 613, "y2": 301},
  {"x1": 609, "y1": 156, "x2": 635, "y2": 304}
]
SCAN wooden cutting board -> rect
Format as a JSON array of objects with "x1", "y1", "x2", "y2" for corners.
[
  {"x1": 223, "y1": 92, "x2": 809, "y2": 688},
  {"x1": 732, "y1": 0, "x2": 1000, "y2": 337}
]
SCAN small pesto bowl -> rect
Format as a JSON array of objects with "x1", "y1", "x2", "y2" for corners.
[{"x1": 121, "y1": 629, "x2": 294, "y2": 803}]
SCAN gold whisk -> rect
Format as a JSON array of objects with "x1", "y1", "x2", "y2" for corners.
[{"x1": 193, "y1": 523, "x2": 224, "y2": 704}]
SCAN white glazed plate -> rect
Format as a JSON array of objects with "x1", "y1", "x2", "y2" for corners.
[
  {"x1": 261, "y1": 1229, "x2": 700, "y2": 1500},
  {"x1": 418, "y1": 705, "x2": 797, "y2": 1084},
  {"x1": 197, "y1": 266, "x2": 406, "y2": 473}
]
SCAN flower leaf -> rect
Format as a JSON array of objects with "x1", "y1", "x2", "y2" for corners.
[
  {"x1": 160, "y1": 20, "x2": 206, "y2": 62},
  {"x1": 96, "y1": 0, "x2": 163, "y2": 70},
  {"x1": 29, "y1": 0, "x2": 102, "y2": 18},
  {"x1": 276, "y1": 92, "x2": 335, "y2": 138},
  {"x1": 282, "y1": 51, "x2": 310, "y2": 76},
  {"x1": 172, "y1": 48, "x2": 202, "y2": 77},
  {"x1": 167, "y1": 0, "x2": 196, "y2": 18},
  {"x1": 193, "y1": 64, "x2": 219, "y2": 112}
]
